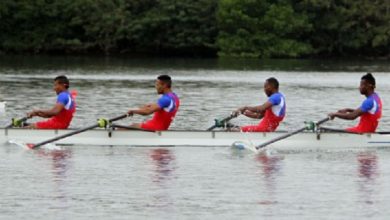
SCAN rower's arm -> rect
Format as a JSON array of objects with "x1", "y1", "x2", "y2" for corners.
[
  {"x1": 129, "y1": 103, "x2": 160, "y2": 116},
  {"x1": 238, "y1": 101, "x2": 272, "y2": 116},
  {"x1": 243, "y1": 111, "x2": 264, "y2": 119},
  {"x1": 330, "y1": 108, "x2": 363, "y2": 120},
  {"x1": 338, "y1": 108, "x2": 355, "y2": 113},
  {"x1": 29, "y1": 103, "x2": 64, "y2": 118}
]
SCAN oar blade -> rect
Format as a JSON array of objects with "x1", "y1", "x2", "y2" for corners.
[
  {"x1": 26, "y1": 143, "x2": 35, "y2": 149},
  {"x1": 232, "y1": 141, "x2": 258, "y2": 153},
  {"x1": 25, "y1": 143, "x2": 59, "y2": 150},
  {"x1": 7, "y1": 140, "x2": 60, "y2": 150}
]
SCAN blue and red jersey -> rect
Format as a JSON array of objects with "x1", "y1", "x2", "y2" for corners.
[
  {"x1": 347, "y1": 92, "x2": 382, "y2": 133},
  {"x1": 241, "y1": 92, "x2": 286, "y2": 132},
  {"x1": 141, "y1": 92, "x2": 180, "y2": 131},
  {"x1": 36, "y1": 91, "x2": 76, "y2": 129}
]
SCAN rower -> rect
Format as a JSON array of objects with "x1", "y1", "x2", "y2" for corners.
[
  {"x1": 233, "y1": 77, "x2": 286, "y2": 132},
  {"x1": 126, "y1": 75, "x2": 180, "y2": 131},
  {"x1": 328, "y1": 73, "x2": 382, "y2": 133},
  {"x1": 26, "y1": 75, "x2": 76, "y2": 129}
]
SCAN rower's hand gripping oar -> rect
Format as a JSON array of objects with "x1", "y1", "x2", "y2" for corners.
[
  {"x1": 207, "y1": 113, "x2": 238, "y2": 131},
  {"x1": 5, "y1": 117, "x2": 29, "y2": 128},
  {"x1": 254, "y1": 117, "x2": 331, "y2": 150},
  {"x1": 27, "y1": 114, "x2": 130, "y2": 149}
]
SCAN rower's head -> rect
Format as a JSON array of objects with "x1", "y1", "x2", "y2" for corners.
[
  {"x1": 155, "y1": 75, "x2": 172, "y2": 94},
  {"x1": 359, "y1": 73, "x2": 375, "y2": 95},
  {"x1": 53, "y1": 75, "x2": 69, "y2": 94},
  {"x1": 264, "y1": 77, "x2": 279, "y2": 97}
]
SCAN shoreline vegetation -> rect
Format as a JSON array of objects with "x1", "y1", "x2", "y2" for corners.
[{"x1": 1, "y1": 0, "x2": 390, "y2": 59}]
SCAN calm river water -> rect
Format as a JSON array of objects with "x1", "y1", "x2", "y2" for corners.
[{"x1": 1, "y1": 56, "x2": 390, "y2": 219}]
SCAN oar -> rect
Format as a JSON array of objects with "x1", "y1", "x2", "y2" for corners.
[
  {"x1": 27, "y1": 114, "x2": 129, "y2": 149},
  {"x1": 207, "y1": 113, "x2": 237, "y2": 131},
  {"x1": 254, "y1": 117, "x2": 331, "y2": 150},
  {"x1": 5, "y1": 117, "x2": 29, "y2": 128}
]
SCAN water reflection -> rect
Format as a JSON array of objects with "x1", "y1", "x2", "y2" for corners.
[
  {"x1": 256, "y1": 152, "x2": 283, "y2": 205},
  {"x1": 149, "y1": 148, "x2": 176, "y2": 209},
  {"x1": 357, "y1": 152, "x2": 378, "y2": 180},
  {"x1": 35, "y1": 149, "x2": 72, "y2": 181},
  {"x1": 34, "y1": 149, "x2": 72, "y2": 206},
  {"x1": 150, "y1": 148, "x2": 176, "y2": 183},
  {"x1": 356, "y1": 152, "x2": 379, "y2": 206}
]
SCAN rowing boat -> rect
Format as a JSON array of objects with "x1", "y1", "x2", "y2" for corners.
[{"x1": 1, "y1": 128, "x2": 390, "y2": 150}]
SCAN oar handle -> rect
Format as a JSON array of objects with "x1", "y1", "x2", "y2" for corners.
[
  {"x1": 108, "y1": 114, "x2": 129, "y2": 122},
  {"x1": 30, "y1": 114, "x2": 129, "y2": 149},
  {"x1": 5, "y1": 117, "x2": 29, "y2": 128},
  {"x1": 316, "y1": 117, "x2": 331, "y2": 126},
  {"x1": 207, "y1": 114, "x2": 237, "y2": 131},
  {"x1": 255, "y1": 116, "x2": 330, "y2": 150}
]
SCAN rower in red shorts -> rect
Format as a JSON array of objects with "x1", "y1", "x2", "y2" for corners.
[
  {"x1": 328, "y1": 73, "x2": 382, "y2": 133},
  {"x1": 127, "y1": 75, "x2": 180, "y2": 131},
  {"x1": 233, "y1": 77, "x2": 286, "y2": 132},
  {"x1": 26, "y1": 75, "x2": 76, "y2": 129}
]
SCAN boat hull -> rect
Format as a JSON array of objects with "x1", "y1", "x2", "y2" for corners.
[{"x1": 2, "y1": 128, "x2": 390, "y2": 150}]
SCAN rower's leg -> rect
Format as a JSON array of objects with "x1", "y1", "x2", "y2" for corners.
[
  {"x1": 24, "y1": 123, "x2": 37, "y2": 129},
  {"x1": 130, "y1": 123, "x2": 142, "y2": 129},
  {"x1": 115, "y1": 123, "x2": 142, "y2": 130}
]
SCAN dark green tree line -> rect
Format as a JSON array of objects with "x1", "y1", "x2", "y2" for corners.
[
  {"x1": 217, "y1": 0, "x2": 313, "y2": 58},
  {"x1": 1, "y1": 0, "x2": 390, "y2": 58},
  {"x1": 0, "y1": 0, "x2": 218, "y2": 55}
]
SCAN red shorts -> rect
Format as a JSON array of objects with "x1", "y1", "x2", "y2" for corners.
[
  {"x1": 141, "y1": 121, "x2": 166, "y2": 131},
  {"x1": 35, "y1": 120, "x2": 68, "y2": 129},
  {"x1": 346, "y1": 127, "x2": 375, "y2": 134}
]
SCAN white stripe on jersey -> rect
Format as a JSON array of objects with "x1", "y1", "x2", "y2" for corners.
[
  {"x1": 368, "y1": 100, "x2": 378, "y2": 114},
  {"x1": 164, "y1": 99, "x2": 174, "y2": 112},
  {"x1": 271, "y1": 96, "x2": 285, "y2": 117},
  {"x1": 64, "y1": 95, "x2": 72, "y2": 110}
]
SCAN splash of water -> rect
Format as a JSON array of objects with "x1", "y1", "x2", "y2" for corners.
[{"x1": 7, "y1": 139, "x2": 61, "y2": 150}]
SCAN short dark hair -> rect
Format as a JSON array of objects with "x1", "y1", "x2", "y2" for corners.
[
  {"x1": 54, "y1": 75, "x2": 70, "y2": 89},
  {"x1": 157, "y1": 75, "x2": 172, "y2": 88},
  {"x1": 361, "y1": 73, "x2": 375, "y2": 86},
  {"x1": 266, "y1": 77, "x2": 279, "y2": 89}
]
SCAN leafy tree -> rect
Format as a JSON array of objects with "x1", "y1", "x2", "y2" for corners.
[
  {"x1": 217, "y1": 0, "x2": 313, "y2": 58},
  {"x1": 301, "y1": 0, "x2": 390, "y2": 56}
]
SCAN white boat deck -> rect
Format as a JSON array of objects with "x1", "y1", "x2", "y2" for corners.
[{"x1": 1, "y1": 128, "x2": 390, "y2": 150}]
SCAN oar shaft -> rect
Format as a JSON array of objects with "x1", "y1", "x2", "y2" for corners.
[
  {"x1": 256, "y1": 127, "x2": 306, "y2": 150},
  {"x1": 32, "y1": 124, "x2": 99, "y2": 148},
  {"x1": 255, "y1": 117, "x2": 330, "y2": 150},
  {"x1": 31, "y1": 114, "x2": 129, "y2": 149}
]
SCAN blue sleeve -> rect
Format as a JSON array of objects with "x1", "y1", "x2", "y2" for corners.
[
  {"x1": 360, "y1": 98, "x2": 373, "y2": 113},
  {"x1": 268, "y1": 94, "x2": 281, "y2": 105},
  {"x1": 157, "y1": 95, "x2": 171, "y2": 109},
  {"x1": 57, "y1": 93, "x2": 69, "y2": 106}
]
